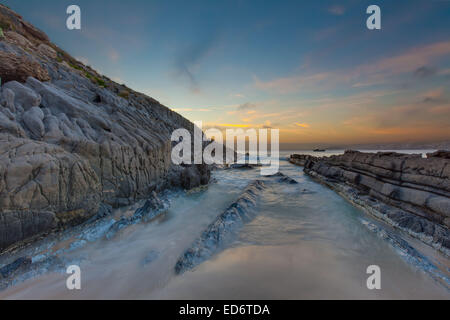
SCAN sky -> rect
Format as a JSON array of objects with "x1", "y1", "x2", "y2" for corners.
[{"x1": 4, "y1": 0, "x2": 450, "y2": 147}]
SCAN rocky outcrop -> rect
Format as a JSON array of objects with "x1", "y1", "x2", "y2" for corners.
[
  {"x1": 105, "y1": 191, "x2": 167, "y2": 239},
  {"x1": 268, "y1": 172, "x2": 298, "y2": 184},
  {"x1": 299, "y1": 150, "x2": 450, "y2": 255},
  {"x1": 428, "y1": 150, "x2": 450, "y2": 159},
  {"x1": 0, "y1": 256, "x2": 31, "y2": 279},
  {"x1": 289, "y1": 154, "x2": 317, "y2": 166},
  {"x1": 175, "y1": 180, "x2": 265, "y2": 274},
  {"x1": 0, "y1": 51, "x2": 50, "y2": 83},
  {"x1": 0, "y1": 5, "x2": 210, "y2": 252}
]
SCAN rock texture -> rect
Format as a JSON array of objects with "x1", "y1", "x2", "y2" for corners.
[
  {"x1": 299, "y1": 150, "x2": 450, "y2": 255},
  {"x1": 0, "y1": 256, "x2": 31, "y2": 279},
  {"x1": 289, "y1": 154, "x2": 317, "y2": 166},
  {"x1": 0, "y1": 51, "x2": 50, "y2": 83},
  {"x1": 268, "y1": 172, "x2": 298, "y2": 184},
  {"x1": 0, "y1": 4, "x2": 210, "y2": 252},
  {"x1": 175, "y1": 180, "x2": 265, "y2": 274}
]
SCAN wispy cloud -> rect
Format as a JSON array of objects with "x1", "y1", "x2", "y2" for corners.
[
  {"x1": 172, "y1": 108, "x2": 211, "y2": 112},
  {"x1": 254, "y1": 41, "x2": 450, "y2": 94},
  {"x1": 172, "y1": 30, "x2": 221, "y2": 93},
  {"x1": 217, "y1": 123, "x2": 252, "y2": 128},
  {"x1": 254, "y1": 73, "x2": 332, "y2": 94},
  {"x1": 421, "y1": 87, "x2": 446, "y2": 104},
  {"x1": 75, "y1": 56, "x2": 89, "y2": 65},
  {"x1": 107, "y1": 48, "x2": 120, "y2": 62},
  {"x1": 328, "y1": 5, "x2": 345, "y2": 16},
  {"x1": 237, "y1": 102, "x2": 257, "y2": 111},
  {"x1": 295, "y1": 122, "x2": 310, "y2": 128},
  {"x1": 413, "y1": 66, "x2": 437, "y2": 79}
]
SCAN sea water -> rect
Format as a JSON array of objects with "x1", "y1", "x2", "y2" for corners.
[{"x1": 0, "y1": 150, "x2": 448, "y2": 299}]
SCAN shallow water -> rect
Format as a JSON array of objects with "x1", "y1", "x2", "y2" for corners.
[{"x1": 0, "y1": 151, "x2": 449, "y2": 299}]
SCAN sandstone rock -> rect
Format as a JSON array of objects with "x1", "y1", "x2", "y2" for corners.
[
  {"x1": 21, "y1": 20, "x2": 49, "y2": 42},
  {"x1": 0, "y1": 4, "x2": 49, "y2": 44},
  {"x1": 0, "y1": 52, "x2": 50, "y2": 83},
  {"x1": 5, "y1": 31, "x2": 33, "y2": 49},
  {"x1": 37, "y1": 43, "x2": 57, "y2": 59}
]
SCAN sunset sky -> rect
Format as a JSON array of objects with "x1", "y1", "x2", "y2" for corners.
[{"x1": 4, "y1": 0, "x2": 450, "y2": 147}]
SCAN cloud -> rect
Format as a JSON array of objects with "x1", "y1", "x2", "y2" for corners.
[
  {"x1": 107, "y1": 48, "x2": 120, "y2": 62},
  {"x1": 361, "y1": 41, "x2": 450, "y2": 75},
  {"x1": 338, "y1": 89, "x2": 450, "y2": 134},
  {"x1": 237, "y1": 102, "x2": 257, "y2": 111},
  {"x1": 414, "y1": 66, "x2": 437, "y2": 79},
  {"x1": 172, "y1": 30, "x2": 221, "y2": 93},
  {"x1": 295, "y1": 122, "x2": 310, "y2": 128},
  {"x1": 439, "y1": 68, "x2": 450, "y2": 76},
  {"x1": 254, "y1": 73, "x2": 332, "y2": 94},
  {"x1": 204, "y1": 122, "x2": 281, "y2": 131},
  {"x1": 172, "y1": 108, "x2": 211, "y2": 112},
  {"x1": 75, "y1": 56, "x2": 89, "y2": 65},
  {"x1": 421, "y1": 88, "x2": 447, "y2": 104},
  {"x1": 314, "y1": 26, "x2": 339, "y2": 41},
  {"x1": 226, "y1": 102, "x2": 258, "y2": 115},
  {"x1": 328, "y1": 5, "x2": 345, "y2": 15},
  {"x1": 217, "y1": 123, "x2": 252, "y2": 128},
  {"x1": 254, "y1": 41, "x2": 450, "y2": 94},
  {"x1": 351, "y1": 80, "x2": 380, "y2": 88},
  {"x1": 262, "y1": 120, "x2": 272, "y2": 128}
]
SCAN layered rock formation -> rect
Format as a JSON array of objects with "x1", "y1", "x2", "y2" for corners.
[
  {"x1": 298, "y1": 150, "x2": 450, "y2": 255},
  {"x1": 175, "y1": 180, "x2": 265, "y2": 274},
  {"x1": 0, "y1": 5, "x2": 209, "y2": 252},
  {"x1": 289, "y1": 154, "x2": 317, "y2": 166}
]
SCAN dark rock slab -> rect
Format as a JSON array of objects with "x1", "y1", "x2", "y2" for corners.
[
  {"x1": 105, "y1": 191, "x2": 167, "y2": 239},
  {"x1": 0, "y1": 256, "x2": 31, "y2": 278},
  {"x1": 289, "y1": 154, "x2": 318, "y2": 166},
  {"x1": 268, "y1": 172, "x2": 298, "y2": 184},
  {"x1": 175, "y1": 180, "x2": 265, "y2": 274}
]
